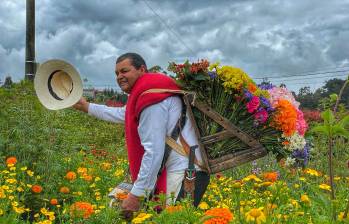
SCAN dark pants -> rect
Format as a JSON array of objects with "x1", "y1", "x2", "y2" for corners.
[{"x1": 176, "y1": 171, "x2": 210, "y2": 207}]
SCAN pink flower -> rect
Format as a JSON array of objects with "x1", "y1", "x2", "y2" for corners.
[
  {"x1": 254, "y1": 109, "x2": 268, "y2": 124},
  {"x1": 247, "y1": 96, "x2": 260, "y2": 113},
  {"x1": 268, "y1": 87, "x2": 300, "y2": 109},
  {"x1": 296, "y1": 109, "x2": 308, "y2": 136}
]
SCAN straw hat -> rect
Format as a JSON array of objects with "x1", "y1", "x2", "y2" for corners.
[{"x1": 34, "y1": 59, "x2": 83, "y2": 110}]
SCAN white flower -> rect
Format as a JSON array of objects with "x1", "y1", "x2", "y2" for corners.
[
  {"x1": 285, "y1": 157, "x2": 296, "y2": 167},
  {"x1": 282, "y1": 133, "x2": 306, "y2": 152}
]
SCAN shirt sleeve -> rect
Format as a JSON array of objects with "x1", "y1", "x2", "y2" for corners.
[
  {"x1": 130, "y1": 101, "x2": 168, "y2": 197},
  {"x1": 88, "y1": 103, "x2": 125, "y2": 124}
]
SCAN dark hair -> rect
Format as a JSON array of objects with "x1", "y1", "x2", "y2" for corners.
[{"x1": 116, "y1": 52, "x2": 148, "y2": 71}]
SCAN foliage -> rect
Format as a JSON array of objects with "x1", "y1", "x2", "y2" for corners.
[{"x1": 0, "y1": 81, "x2": 349, "y2": 223}]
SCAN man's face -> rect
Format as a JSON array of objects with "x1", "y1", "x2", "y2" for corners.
[{"x1": 115, "y1": 58, "x2": 146, "y2": 93}]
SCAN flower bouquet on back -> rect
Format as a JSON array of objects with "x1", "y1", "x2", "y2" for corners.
[{"x1": 167, "y1": 60, "x2": 310, "y2": 170}]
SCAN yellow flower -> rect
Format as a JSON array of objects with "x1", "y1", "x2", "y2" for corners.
[
  {"x1": 243, "y1": 174, "x2": 262, "y2": 182},
  {"x1": 27, "y1": 170, "x2": 34, "y2": 176},
  {"x1": 299, "y1": 177, "x2": 306, "y2": 181},
  {"x1": 198, "y1": 201, "x2": 209, "y2": 210},
  {"x1": 304, "y1": 168, "x2": 320, "y2": 177},
  {"x1": 95, "y1": 177, "x2": 101, "y2": 182},
  {"x1": 5, "y1": 178, "x2": 17, "y2": 184},
  {"x1": 21, "y1": 166, "x2": 27, "y2": 171},
  {"x1": 290, "y1": 199, "x2": 299, "y2": 209},
  {"x1": 319, "y1": 184, "x2": 331, "y2": 191},
  {"x1": 245, "y1": 208, "x2": 266, "y2": 224},
  {"x1": 300, "y1": 194, "x2": 311, "y2": 204},
  {"x1": 0, "y1": 209, "x2": 3, "y2": 216},
  {"x1": 132, "y1": 213, "x2": 152, "y2": 223},
  {"x1": 338, "y1": 212, "x2": 349, "y2": 221},
  {"x1": 294, "y1": 184, "x2": 300, "y2": 188},
  {"x1": 334, "y1": 176, "x2": 341, "y2": 181},
  {"x1": 13, "y1": 206, "x2": 26, "y2": 214}
]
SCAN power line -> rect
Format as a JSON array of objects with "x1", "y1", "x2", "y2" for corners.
[
  {"x1": 141, "y1": 0, "x2": 195, "y2": 56},
  {"x1": 254, "y1": 69, "x2": 349, "y2": 80}
]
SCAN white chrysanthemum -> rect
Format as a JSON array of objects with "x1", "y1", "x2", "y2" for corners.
[
  {"x1": 282, "y1": 133, "x2": 306, "y2": 151},
  {"x1": 285, "y1": 157, "x2": 296, "y2": 167}
]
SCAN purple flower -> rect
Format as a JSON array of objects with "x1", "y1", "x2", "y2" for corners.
[
  {"x1": 244, "y1": 90, "x2": 253, "y2": 100},
  {"x1": 258, "y1": 83, "x2": 274, "y2": 90},
  {"x1": 208, "y1": 71, "x2": 217, "y2": 79},
  {"x1": 292, "y1": 143, "x2": 310, "y2": 167},
  {"x1": 260, "y1": 96, "x2": 273, "y2": 112}
]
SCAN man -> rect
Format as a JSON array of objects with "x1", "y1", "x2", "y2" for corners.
[{"x1": 73, "y1": 52, "x2": 209, "y2": 213}]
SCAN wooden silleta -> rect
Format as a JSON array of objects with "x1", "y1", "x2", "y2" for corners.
[{"x1": 183, "y1": 93, "x2": 267, "y2": 174}]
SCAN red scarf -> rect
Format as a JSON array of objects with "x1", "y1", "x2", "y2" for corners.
[{"x1": 125, "y1": 73, "x2": 180, "y2": 194}]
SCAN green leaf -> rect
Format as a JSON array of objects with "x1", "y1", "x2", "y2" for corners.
[
  {"x1": 310, "y1": 125, "x2": 330, "y2": 136},
  {"x1": 321, "y1": 109, "x2": 335, "y2": 125},
  {"x1": 332, "y1": 125, "x2": 349, "y2": 139},
  {"x1": 338, "y1": 114, "x2": 349, "y2": 128},
  {"x1": 194, "y1": 74, "x2": 208, "y2": 81}
]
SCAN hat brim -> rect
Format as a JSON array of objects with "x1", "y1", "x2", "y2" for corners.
[{"x1": 34, "y1": 59, "x2": 83, "y2": 110}]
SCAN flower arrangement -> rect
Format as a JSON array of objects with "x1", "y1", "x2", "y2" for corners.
[{"x1": 168, "y1": 60, "x2": 310, "y2": 166}]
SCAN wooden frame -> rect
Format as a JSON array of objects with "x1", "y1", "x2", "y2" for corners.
[{"x1": 183, "y1": 93, "x2": 267, "y2": 174}]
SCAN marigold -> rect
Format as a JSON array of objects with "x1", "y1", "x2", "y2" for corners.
[
  {"x1": 50, "y1": 198, "x2": 58, "y2": 205},
  {"x1": 204, "y1": 208, "x2": 234, "y2": 222},
  {"x1": 65, "y1": 171, "x2": 77, "y2": 181},
  {"x1": 204, "y1": 217, "x2": 229, "y2": 224},
  {"x1": 31, "y1": 185, "x2": 43, "y2": 194},
  {"x1": 59, "y1": 186, "x2": 70, "y2": 194},
  {"x1": 70, "y1": 201, "x2": 94, "y2": 219},
  {"x1": 83, "y1": 173, "x2": 93, "y2": 182},
  {"x1": 165, "y1": 205, "x2": 183, "y2": 213},
  {"x1": 6, "y1": 156, "x2": 17, "y2": 165},
  {"x1": 263, "y1": 172, "x2": 278, "y2": 182}
]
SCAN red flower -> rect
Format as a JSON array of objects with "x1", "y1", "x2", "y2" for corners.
[{"x1": 247, "y1": 96, "x2": 260, "y2": 113}]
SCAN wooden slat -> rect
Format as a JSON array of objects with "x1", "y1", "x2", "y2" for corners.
[
  {"x1": 183, "y1": 95, "x2": 211, "y2": 173},
  {"x1": 192, "y1": 99, "x2": 262, "y2": 149},
  {"x1": 209, "y1": 147, "x2": 267, "y2": 173},
  {"x1": 200, "y1": 130, "x2": 235, "y2": 145}
]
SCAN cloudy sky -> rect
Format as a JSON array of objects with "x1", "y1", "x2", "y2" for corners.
[{"x1": 1, "y1": 0, "x2": 349, "y2": 92}]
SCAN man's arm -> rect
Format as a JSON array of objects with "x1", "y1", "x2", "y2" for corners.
[{"x1": 73, "y1": 97, "x2": 125, "y2": 123}]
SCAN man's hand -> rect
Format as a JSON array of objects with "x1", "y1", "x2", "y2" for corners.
[
  {"x1": 73, "y1": 97, "x2": 89, "y2": 113},
  {"x1": 121, "y1": 193, "x2": 140, "y2": 219}
]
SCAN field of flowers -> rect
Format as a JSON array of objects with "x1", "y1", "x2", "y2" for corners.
[{"x1": 1, "y1": 81, "x2": 349, "y2": 223}]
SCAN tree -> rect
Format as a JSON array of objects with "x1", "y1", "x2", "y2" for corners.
[{"x1": 3, "y1": 76, "x2": 13, "y2": 88}]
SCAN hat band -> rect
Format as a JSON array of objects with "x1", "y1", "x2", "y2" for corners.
[{"x1": 48, "y1": 70, "x2": 74, "y2": 101}]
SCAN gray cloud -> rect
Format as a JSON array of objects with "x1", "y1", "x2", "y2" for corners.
[{"x1": 1, "y1": 0, "x2": 349, "y2": 91}]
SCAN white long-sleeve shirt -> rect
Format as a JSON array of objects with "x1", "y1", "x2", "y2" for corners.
[{"x1": 88, "y1": 95, "x2": 204, "y2": 196}]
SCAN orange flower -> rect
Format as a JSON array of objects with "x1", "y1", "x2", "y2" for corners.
[
  {"x1": 263, "y1": 172, "x2": 278, "y2": 182},
  {"x1": 204, "y1": 217, "x2": 229, "y2": 224},
  {"x1": 70, "y1": 201, "x2": 94, "y2": 219},
  {"x1": 115, "y1": 192, "x2": 128, "y2": 200},
  {"x1": 6, "y1": 156, "x2": 17, "y2": 165},
  {"x1": 50, "y1": 198, "x2": 58, "y2": 205},
  {"x1": 82, "y1": 173, "x2": 93, "y2": 182},
  {"x1": 65, "y1": 171, "x2": 77, "y2": 181},
  {"x1": 165, "y1": 205, "x2": 183, "y2": 213},
  {"x1": 31, "y1": 185, "x2": 43, "y2": 193},
  {"x1": 59, "y1": 186, "x2": 70, "y2": 194},
  {"x1": 248, "y1": 83, "x2": 257, "y2": 93},
  {"x1": 204, "y1": 208, "x2": 234, "y2": 223},
  {"x1": 272, "y1": 99, "x2": 297, "y2": 136}
]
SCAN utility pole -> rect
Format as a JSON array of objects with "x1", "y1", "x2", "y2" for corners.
[{"x1": 25, "y1": 0, "x2": 36, "y2": 81}]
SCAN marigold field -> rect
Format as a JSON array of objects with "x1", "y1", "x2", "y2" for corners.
[{"x1": 1, "y1": 82, "x2": 349, "y2": 223}]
